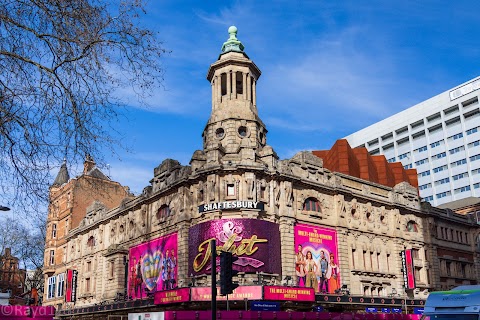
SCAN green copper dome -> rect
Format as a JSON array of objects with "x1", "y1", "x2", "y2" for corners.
[{"x1": 221, "y1": 25, "x2": 245, "y2": 53}]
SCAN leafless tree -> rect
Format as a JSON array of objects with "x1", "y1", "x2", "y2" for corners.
[{"x1": 0, "y1": 0, "x2": 166, "y2": 211}]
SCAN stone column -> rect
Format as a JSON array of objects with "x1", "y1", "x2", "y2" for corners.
[
  {"x1": 232, "y1": 71, "x2": 237, "y2": 98},
  {"x1": 177, "y1": 221, "x2": 190, "y2": 288},
  {"x1": 242, "y1": 72, "x2": 247, "y2": 100},
  {"x1": 246, "y1": 74, "x2": 251, "y2": 102},
  {"x1": 216, "y1": 75, "x2": 221, "y2": 104},
  {"x1": 253, "y1": 79, "x2": 257, "y2": 106},
  {"x1": 227, "y1": 71, "x2": 231, "y2": 99},
  {"x1": 279, "y1": 216, "x2": 295, "y2": 281}
]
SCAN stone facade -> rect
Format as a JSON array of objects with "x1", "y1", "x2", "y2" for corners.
[{"x1": 43, "y1": 27, "x2": 480, "y2": 314}]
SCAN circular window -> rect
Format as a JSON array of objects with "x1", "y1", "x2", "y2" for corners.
[
  {"x1": 238, "y1": 126, "x2": 247, "y2": 138},
  {"x1": 215, "y1": 128, "x2": 225, "y2": 139}
]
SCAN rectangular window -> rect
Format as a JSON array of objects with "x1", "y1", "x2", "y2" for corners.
[
  {"x1": 351, "y1": 248, "x2": 356, "y2": 269},
  {"x1": 470, "y1": 154, "x2": 480, "y2": 162},
  {"x1": 52, "y1": 224, "x2": 57, "y2": 238},
  {"x1": 468, "y1": 140, "x2": 480, "y2": 148},
  {"x1": 419, "y1": 170, "x2": 431, "y2": 177},
  {"x1": 85, "y1": 278, "x2": 91, "y2": 292},
  {"x1": 430, "y1": 140, "x2": 443, "y2": 148},
  {"x1": 87, "y1": 261, "x2": 91, "y2": 272},
  {"x1": 454, "y1": 185, "x2": 471, "y2": 194},
  {"x1": 398, "y1": 152, "x2": 410, "y2": 160},
  {"x1": 416, "y1": 146, "x2": 428, "y2": 153},
  {"x1": 444, "y1": 105, "x2": 459, "y2": 116},
  {"x1": 451, "y1": 158, "x2": 467, "y2": 167},
  {"x1": 427, "y1": 112, "x2": 441, "y2": 122},
  {"x1": 404, "y1": 164, "x2": 413, "y2": 169},
  {"x1": 466, "y1": 127, "x2": 478, "y2": 135},
  {"x1": 226, "y1": 184, "x2": 235, "y2": 196},
  {"x1": 56, "y1": 273, "x2": 65, "y2": 297},
  {"x1": 386, "y1": 254, "x2": 390, "y2": 272},
  {"x1": 453, "y1": 172, "x2": 468, "y2": 180},
  {"x1": 415, "y1": 267, "x2": 421, "y2": 282},
  {"x1": 424, "y1": 195, "x2": 433, "y2": 202},
  {"x1": 110, "y1": 260, "x2": 115, "y2": 279},
  {"x1": 433, "y1": 165, "x2": 447, "y2": 173},
  {"x1": 376, "y1": 252, "x2": 380, "y2": 271},
  {"x1": 387, "y1": 157, "x2": 396, "y2": 163},
  {"x1": 415, "y1": 158, "x2": 428, "y2": 166},
  {"x1": 436, "y1": 191, "x2": 451, "y2": 199},
  {"x1": 47, "y1": 276, "x2": 56, "y2": 299},
  {"x1": 49, "y1": 250, "x2": 55, "y2": 266},
  {"x1": 449, "y1": 146, "x2": 465, "y2": 154},
  {"x1": 449, "y1": 132, "x2": 464, "y2": 140},
  {"x1": 363, "y1": 250, "x2": 367, "y2": 270},
  {"x1": 445, "y1": 116, "x2": 461, "y2": 127},
  {"x1": 412, "y1": 248, "x2": 420, "y2": 259},
  {"x1": 419, "y1": 183, "x2": 432, "y2": 190},
  {"x1": 433, "y1": 152, "x2": 446, "y2": 160}
]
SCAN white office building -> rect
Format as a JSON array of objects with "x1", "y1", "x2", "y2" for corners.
[{"x1": 345, "y1": 76, "x2": 480, "y2": 207}]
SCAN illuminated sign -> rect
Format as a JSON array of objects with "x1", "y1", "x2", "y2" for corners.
[
  {"x1": 154, "y1": 288, "x2": 190, "y2": 305},
  {"x1": 191, "y1": 286, "x2": 262, "y2": 301},
  {"x1": 198, "y1": 201, "x2": 264, "y2": 213},
  {"x1": 263, "y1": 286, "x2": 315, "y2": 302},
  {"x1": 189, "y1": 219, "x2": 281, "y2": 275},
  {"x1": 401, "y1": 249, "x2": 416, "y2": 290}
]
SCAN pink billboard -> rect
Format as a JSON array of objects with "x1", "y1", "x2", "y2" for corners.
[
  {"x1": 189, "y1": 219, "x2": 281, "y2": 275},
  {"x1": 128, "y1": 232, "x2": 177, "y2": 299},
  {"x1": 263, "y1": 285, "x2": 315, "y2": 302},
  {"x1": 294, "y1": 224, "x2": 339, "y2": 294}
]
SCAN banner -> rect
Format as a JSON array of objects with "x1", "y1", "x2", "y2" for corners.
[
  {"x1": 154, "y1": 288, "x2": 190, "y2": 305},
  {"x1": 188, "y1": 219, "x2": 281, "y2": 275},
  {"x1": 294, "y1": 224, "x2": 340, "y2": 294},
  {"x1": 402, "y1": 249, "x2": 416, "y2": 290},
  {"x1": 65, "y1": 269, "x2": 78, "y2": 303},
  {"x1": 191, "y1": 286, "x2": 263, "y2": 301},
  {"x1": 263, "y1": 286, "x2": 315, "y2": 302},
  {"x1": 128, "y1": 233, "x2": 178, "y2": 300}
]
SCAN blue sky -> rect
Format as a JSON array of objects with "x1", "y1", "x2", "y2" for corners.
[{"x1": 88, "y1": 0, "x2": 480, "y2": 195}]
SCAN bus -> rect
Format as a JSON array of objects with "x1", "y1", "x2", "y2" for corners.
[{"x1": 421, "y1": 285, "x2": 480, "y2": 320}]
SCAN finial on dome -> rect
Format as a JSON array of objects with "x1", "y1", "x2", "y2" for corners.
[{"x1": 221, "y1": 25, "x2": 245, "y2": 53}]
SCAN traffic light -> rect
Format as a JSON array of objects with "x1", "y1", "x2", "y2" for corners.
[{"x1": 219, "y1": 251, "x2": 239, "y2": 295}]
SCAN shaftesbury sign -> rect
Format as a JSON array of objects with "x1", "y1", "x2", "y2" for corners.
[{"x1": 198, "y1": 201, "x2": 264, "y2": 213}]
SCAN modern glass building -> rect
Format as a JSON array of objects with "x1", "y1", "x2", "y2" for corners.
[{"x1": 345, "y1": 77, "x2": 480, "y2": 207}]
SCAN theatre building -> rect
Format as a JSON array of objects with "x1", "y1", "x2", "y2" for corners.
[{"x1": 44, "y1": 27, "x2": 480, "y2": 318}]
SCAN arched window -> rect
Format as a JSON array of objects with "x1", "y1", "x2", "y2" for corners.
[
  {"x1": 406, "y1": 221, "x2": 418, "y2": 232},
  {"x1": 303, "y1": 197, "x2": 321, "y2": 212},
  {"x1": 87, "y1": 236, "x2": 95, "y2": 247},
  {"x1": 157, "y1": 205, "x2": 171, "y2": 220}
]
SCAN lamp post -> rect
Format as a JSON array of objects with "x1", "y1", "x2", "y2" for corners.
[{"x1": 0, "y1": 206, "x2": 10, "y2": 211}]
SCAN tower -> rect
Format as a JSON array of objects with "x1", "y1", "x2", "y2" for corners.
[{"x1": 202, "y1": 26, "x2": 273, "y2": 167}]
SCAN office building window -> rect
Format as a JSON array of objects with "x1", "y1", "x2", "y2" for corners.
[
  {"x1": 452, "y1": 172, "x2": 468, "y2": 181},
  {"x1": 468, "y1": 140, "x2": 480, "y2": 148},
  {"x1": 416, "y1": 146, "x2": 428, "y2": 153},
  {"x1": 466, "y1": 127, "x2": 478, "y2": 135},
  {"x1": 449, "y1": 132, "x2": 463, "y2": 140},
  {"x1": 404, "y1": 164, "x2": 413, "y2": 169},
  {"x1": 430, "y1": 140, "x2": 443, "y2": 148},
  {"x1": 424, "y1": 195, "x2": 433, "y2": 202},
  {"x1": 449, "y1": 146, "x2": 465, "y2": 154},
  {"x1": 387, "y1": 157, "x2": 396, "y2": 163},
  {"x1": 399, "y1": 152, "x2": 410, "y2": 160},
  {"x1": 433, "y1": 152, "x2": 446, "y2": 159},
  {"x1": 451, "y1": 159, "x2": 467, "y2": 167},
  {"x1": 470, "y1": 154, "x2": 480, "y2": 162},
  {"x1": 436, "y1": 191, "x2": 451, "y2": 199},
  {"x1": 433, "y1": 165, "x2": 447, "y2": 173},
  {"x1": 415, "y1": 158, "x2": 428, "y2": 166},
  {"x1": 454, "y1": 185, "x2": 471, "y2": 194},
  {"x1": 419, "y1": 183, "x2": 432, "y2": 190},
  {"x1": 419, "y1": 170, "x2": 431, "y2": 177}
]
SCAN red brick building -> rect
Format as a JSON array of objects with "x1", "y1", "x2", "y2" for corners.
[{"x1": 0, "y1": 248, "x2": 26, "y2": 302}]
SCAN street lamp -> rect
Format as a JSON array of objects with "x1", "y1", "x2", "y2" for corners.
[{"x1": 0, "y1": 206, "x2": 10, "y2": 211}]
